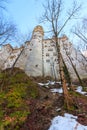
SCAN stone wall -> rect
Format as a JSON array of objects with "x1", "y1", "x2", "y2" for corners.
[{"x1": 0, "y1": 25, "x2": 87, "y2": 81}]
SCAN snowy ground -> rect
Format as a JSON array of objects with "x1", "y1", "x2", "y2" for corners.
[
  {"x1": 38, "y1": 81, "x2": 56, "y2": 88},
  {"x1": 50, "y1": 88, "x2": 63, "y2": 94},
  {"x1": 48, "y1": 113, "x2": 87, "y2": 130},
  {"x1": 38, "y1": 81, "x2": 87, "y2": 130},
  {"x1": 76, "y1": 86, "x2": 87, "y2": 96},
  {"x1": 38, "y1": 81, "x2": 87, "y2": 96}
]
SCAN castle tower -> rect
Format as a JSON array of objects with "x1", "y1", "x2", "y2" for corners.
[{"x1": 25, "y1": 25, "x2": 44, "y2": 76}]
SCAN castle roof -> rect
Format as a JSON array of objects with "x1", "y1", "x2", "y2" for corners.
[{"x1": 33, "y1": 25, "x2": 44, "y2": 35}]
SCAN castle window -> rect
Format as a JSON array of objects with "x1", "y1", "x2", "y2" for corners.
[
  {"x1": 51, "y1": 43, "x2": 55, "y2": 46},
  {"x1": 46, "y1": 53, "x2": 49, "y2": 56},
  {"x1": 30, "y1": 49, "x2": 32, "y2": 51},
  {"x1": 51, "y1": 44, "x2": 55, "y2": 47},
  {"x1": 10, "y1": 55, "x2": 16, "y2": 59},
  {"x1": 7, "y1": 64, "x2": 10, "y2": 67},
  {"x1": 35, "y1": 64, "x2": 38, "y2": 67},
  {"x1": 53, "y1": 52, "x2": 57, "y2": 56},
  {"x1": 46, "y1": 59, "x2": 50, "y2": 62},
  {"x1": 48, "y1": 48, "x2": 53, "y2": 51},
  {"x1": 33, "y1": 35, "x2": 36, "y2": 39}
]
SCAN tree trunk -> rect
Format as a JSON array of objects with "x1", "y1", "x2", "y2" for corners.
[
  {"x1": 66, "y1": 53, "x2": 84, "y2": 88},
  {"x1": 55, "y1": 37, "x2": 73, "y2": 109},
  {"x1": 10, "y1": 46, "x2": 24, "y2": 74},
  {"x1": 61, "y1": 54, "x2": 72, "y2": 86}
]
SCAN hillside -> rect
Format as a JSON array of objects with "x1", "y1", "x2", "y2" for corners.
[{"x1": 0, "y1": 68, "x2": 87, "y2": 130}]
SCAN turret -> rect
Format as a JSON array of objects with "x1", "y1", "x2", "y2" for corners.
[
  {"x1": 25, "y1": 25, "x2": 44, "y2": 76},
  {"x1": 33, "y1": 25, "x2": 44, "y2": 36}
]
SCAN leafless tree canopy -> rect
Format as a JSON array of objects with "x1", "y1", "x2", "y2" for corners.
[
  {"x1": 0, "y1": 0, "x2": 17, "y2": 46},
  {"x1": 40, "y1": 0, "x2": 81, "y2": 37},
  {"x1": 73, "y1": 19, "x2": 87, "y2": 49},
  {"x1": 0, "y1": 0, "x2": 8, "y2": 11},
  {"x1": 0, "y1": 19, "x2": 17, "y2": 46}
]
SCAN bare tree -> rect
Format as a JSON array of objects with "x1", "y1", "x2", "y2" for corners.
[
  {"x1": 0, "y1": 0, "x2": 17, "y2": 46},
  {"x1": 40, "y1": 0, "x2": 81, "y2": 109},
  {"x1": 14, "y1": 31, "x2": 31, "y2": 47},
  {"x1": 72, "y1": 18, "x2": 87, "y2": 51},
  {"x1": 10, "y1": 32, "x2": 31, "y2": 74},
  {"x1": 0, "y1": 0, "x2": 8, "y2": 10},
  {"x1": 63, "y1": 45, "x2": 84, "y2": 86},
  {"x1": 73, "y1": 28, "x2": 87, "y2": 47},
  {"x1": 0, "y1": 19, "x2": 17, "y2": 46}
]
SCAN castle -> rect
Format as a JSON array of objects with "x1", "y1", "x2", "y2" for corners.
[{"x1": 0, "y1": 25, "x2": 87, "y2": 81}]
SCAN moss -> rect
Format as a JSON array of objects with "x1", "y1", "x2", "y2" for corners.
[
  {"x1": 0, "y1": 108, "x2": 4, "y2": 119},
  {"x1": 69, "y1": 90, "x2": 85, "y2": 98},
  {"x1": 27, "y1": 82, "x2": 39, "y2": 98},
  {"x1": 0, "y1": 73, "x2": 4, "y2": 79},
  {"x1": 0, "y1": 68, "x2": 39, "y2": 129},
  {"x1": 3, "y1": 110, "x2": 30, "y2": 130},
  {"x1": 0, "y1": 92, "x2": 6, "y2": 99},
  {"x1": 10, "y1": 111, "x2": 30, "y2": 119},
  {"x1": 0, "y1": 92, "x2": 6, "y2": 106},
  {"x1": 0, "y1": 123, "x2": 4, "y2": 130}
]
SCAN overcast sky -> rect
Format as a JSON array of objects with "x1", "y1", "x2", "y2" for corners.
[{"x1": 5, "y1": 0, "x2": 87, "y2": 46}]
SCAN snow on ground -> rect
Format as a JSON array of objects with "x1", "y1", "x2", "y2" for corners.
[
  {"x1": 38, "y1": 81, "x2": 55, "y2": 88},
  {"x1": 38, "y1": 82, "x2": 49, "y2": 88},
  {"x1": 38, "y1": 81, "x2": 62, "y2": 87},
  {"x1": 38, "y1": 81, "x2": 87, "y2": 96},
  {"x1": 56, "y1": 81, "x2": 61, "y2": 85},
  {"x1": 38, "y1": 81, "x2": 87, "y2": 129},
  {"x1": 48, "y1": 113, "x2": 87, "y2": 130},
  {"x1": 50, "y1": 88, "x2": 63, "y2": 94},
  {"x1": 76, "y1": 86, "x2": 87, "y2": 96}
]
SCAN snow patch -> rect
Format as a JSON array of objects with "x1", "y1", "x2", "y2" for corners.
[
  {"x1": 76, "y1": 86, "x2": 87, "y2": 96},
  {"x1": 56, "y1": 108, "x2": 61, "y2": 112},
  {"x1": 38, "y1": 82, "x2": 49, "y2": 87},
  {"x1": 49, "y1": 81, "x2": 55, "y2": 85},
  {"x1": 50, "y1": 88, "x2": 63, "y2": 94},
  {"x1": 38, "y1": 81, "x2": 55, "y2": 88},
  {"x1": 48, "y1": 113, "x2": 87, "y2": 130}
]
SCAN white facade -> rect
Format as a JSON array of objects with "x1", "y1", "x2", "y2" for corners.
[{"x1": 0, "y1": 25, "x2": 87, "y2": 80}]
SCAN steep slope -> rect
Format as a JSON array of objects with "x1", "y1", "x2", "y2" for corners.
[
  {"x1": 0, "y1": 68, "x2": 87, "y2": 130},
  {"x1": 0, "y1": 68, "x2": 39, "y2": 129}
]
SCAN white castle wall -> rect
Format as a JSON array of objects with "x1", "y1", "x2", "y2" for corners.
[
  {"x1": 43, "y1": 39, "x2": 59, "y2": 78},
  {"x1": 0, "y1": 25, "x2": 87, "y2": 81},
  {"x1": 25, "y1": 30, "x2": 43, "y2": 76},
  {"x1": 0, "y1": 44, "x2": 13, "y2": 69}
]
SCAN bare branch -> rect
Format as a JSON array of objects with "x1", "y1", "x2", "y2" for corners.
[
  {"x1": 58, "y1": 2, "x2": 81, "y2": 35},
  {"x1": 0, "y1": 19, "x2": 17, "y2": 46}
]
